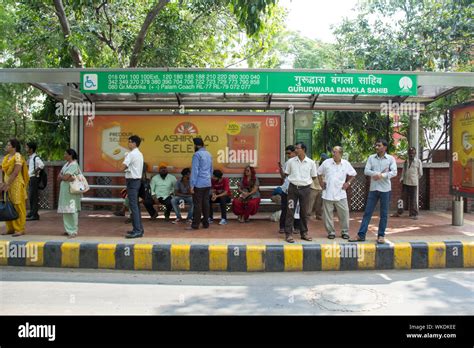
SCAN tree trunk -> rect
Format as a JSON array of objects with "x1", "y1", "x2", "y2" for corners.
[
  {"x1": 53, "y1": 0, "x2": 84, "y2": 68},
  {"x1": 129, "y1": 0, "x2": 170, "y2": 67}
]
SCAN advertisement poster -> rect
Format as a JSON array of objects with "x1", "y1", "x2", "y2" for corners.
[
  {"x1": 451, "y1": 103, "x2": 474, "y2": 197},
  {"x1": 82, "y1": 114, "x2": 282, "y2": 175}
]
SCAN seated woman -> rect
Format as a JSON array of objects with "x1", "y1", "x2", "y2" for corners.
[
  {"x1": 209, "y1": 169, "x2": 231, "y2": 225},
  {"x1": 232, "y1": 166, "x2": 261, "y2": 223}
]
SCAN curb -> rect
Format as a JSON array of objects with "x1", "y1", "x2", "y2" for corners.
[{"x1": 0, "y1": 240, "x2": 473, "y2": 272}]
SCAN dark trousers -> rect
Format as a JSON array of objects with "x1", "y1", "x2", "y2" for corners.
[
  {"x1": 210, "y1": 196, "x2": 230, "y2": 220},
  {"x1": 126, "y1": 179, "x2": 144, "y2": 234},
  {"x1": 285, "y1": 183, "x2": 310, "y2": 235},
  {"x1": 402, "y1": 184, "x2": 418, "y2": 216},
  {"x1": 279, "y1": 192, "x2": 288, "y2": 229},
  {"x1": 192, "y1": 187, "x2": 211, "y2": 228},
  {"x1": 28, "y1": 177, "x2": 39, "y2": 218},
  {"x1": 157, "y1": 196, "x2": 173, "y2": 217}
]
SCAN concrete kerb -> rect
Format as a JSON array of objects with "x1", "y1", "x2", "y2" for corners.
[{"x1": 0, "y1": 239, "x2": 472, "y2": 272}]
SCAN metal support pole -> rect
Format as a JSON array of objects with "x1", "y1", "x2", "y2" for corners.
[
  {"x1": 452, "y1": 196, "x2": 464, "y2": 226},
  {"x1": 409, "y1": 109, "x2": 420, "y2": 213},
  {"x1": 286, "y1": 108, "x2": 294, "y2": 147},
  {"x1": 65, "y1": 84, "x2": 79, "y2": 151}
]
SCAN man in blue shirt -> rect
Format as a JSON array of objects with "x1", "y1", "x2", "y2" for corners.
[
  {"x1": 350, "y1": 139, "x2": 397, "y2": 244},
  {"x1": 188, "y1": 137, "x2": 213, "y2": 230}
]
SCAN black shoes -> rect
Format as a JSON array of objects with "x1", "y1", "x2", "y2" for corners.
[
  {"x1": 125, "y1": 231, "x2": 143, "y2": 238},
  {"x1": 26, "y1": 216, "x2": 40, "y2": 221}
]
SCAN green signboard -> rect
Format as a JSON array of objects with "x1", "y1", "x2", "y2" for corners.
[
  {"x1": 80, "y1": 71, "x2": 417, "y2": 96},
  {"x1": 295, "y1": 129, "x2": 313, "y2": 159}
]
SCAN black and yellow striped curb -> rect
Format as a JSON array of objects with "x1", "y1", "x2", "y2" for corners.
[{"x1": 1, "y1": 240, "x2": 473, "y2": 271}]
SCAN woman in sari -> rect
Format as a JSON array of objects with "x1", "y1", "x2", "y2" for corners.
[
  {"x1": 0, "y1": 139, "x2": 29, "y2": 237},
  {"x1": 57, "y1": 149, "x2": 81, "y2": 238},
  {"x1": 232, "y1": 166, "x2": 261, "y2": 223}
]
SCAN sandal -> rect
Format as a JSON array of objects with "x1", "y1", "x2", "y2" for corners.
[
  {"x1": 341, "y1": 233, "x2": 350, "y2": 240},
  {"x1": 301, "y1": 234, "x2": 312, "y2": 241},
  {"x1": 285, "y1": 234, "x2": 295, "y2": 243}
]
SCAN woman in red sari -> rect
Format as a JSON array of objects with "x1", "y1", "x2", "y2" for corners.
[{"x1": 232, "y1": 166, "x2": 261, "y2": 223}]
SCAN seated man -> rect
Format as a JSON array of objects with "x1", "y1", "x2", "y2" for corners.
[
  {"x1": 171, "y1": 168, "x2": 194, "y2": 224},
  {"x1": 209, "y1": 169, "x2": 231, "y2": 225},
  {"x1": 150, "y1": 162, "x2": 176, "y2": 221}
]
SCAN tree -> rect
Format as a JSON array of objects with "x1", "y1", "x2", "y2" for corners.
[
  {"x1": 0, "y1": 0, "x2": 284, "y2": 158},
  {"x1": 329, "y1": 0, "x2": 473, "y2": 161}
]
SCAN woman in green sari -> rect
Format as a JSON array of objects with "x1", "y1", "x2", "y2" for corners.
[{"x1": 57, "y1": 149, "x2": 81, "y2": 238}]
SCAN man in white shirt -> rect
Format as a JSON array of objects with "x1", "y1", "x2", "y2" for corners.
[
  {"x1": 122, "y1": 135, "x2": 144, "y2": 239},
  {"x1": 318, "y1": 146, "x2": 357, "y2": 239},
  {"x1": 26, "y1": 142, "x2": 45, "y2": 221},
  {"x1": 284, "y1": 142, "x2": 317, "y2": 243}
]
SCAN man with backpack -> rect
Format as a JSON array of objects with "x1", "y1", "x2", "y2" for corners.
[{"x1": 26, "y1": 142, "x2": 46, "y2": 221}]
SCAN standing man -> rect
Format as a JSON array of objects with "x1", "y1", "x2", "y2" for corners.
[
  {"x1": 349, "y1": 139, "x2": 397, "y2": 244},
  {"x1": 25, "y1": 142, "x2": 44, "y2": 221},
  {"x1": 150, "y1": 162, "x2": 176, "y2": 221},
  {"x1": 318, "y1": 146, "x2": 357, "y2": 239},
  {"x1": 394, "y1": 147, "x2": 423, "y2": 220},
  {"x1": 277, "y1": 145, "x2": 297, "y2": 233},
  {"x1": 188, "y1": 137, "x2": 212, "y2": 230},
  {"x1": 284, "y1": 142, "x2": 317, "y2": 243},
  {"x1": 122, "y1": 135, "x2": 144, "y2": 239}
]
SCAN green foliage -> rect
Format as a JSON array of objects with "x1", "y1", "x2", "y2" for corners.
[
  {"x1": 0, "y1": 0, "x2": 283, "y2": 159},
  {"x1": 312, "y1": 111, "x2": 394, "y2": 163}
]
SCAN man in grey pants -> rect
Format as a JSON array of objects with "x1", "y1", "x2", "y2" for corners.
[
  {"x1": 318, "y1": 146, "x2": 357, "y2": 239},
  {"x1": 284, "y1": 142, "x2": 317, "y2": 243}
]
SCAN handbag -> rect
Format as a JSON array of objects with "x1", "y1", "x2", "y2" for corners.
[
  {"x1": 69, "y1": 168, "x2": 90, "y2": 194},
  {"x1": 0, "y1": 192, "x2": 19, "y2": 221}
]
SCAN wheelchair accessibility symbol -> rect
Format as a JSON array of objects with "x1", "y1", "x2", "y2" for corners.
[{"x1": 83, "y1": 74, "x2": 98, "y2": 90}]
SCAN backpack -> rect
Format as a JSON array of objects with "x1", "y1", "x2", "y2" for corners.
[{"x1": 34, "y1": 156, "x2": 48, "y2": 190}]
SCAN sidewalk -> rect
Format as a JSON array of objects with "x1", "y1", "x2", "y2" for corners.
[
  {"x1": 1, "y1": 210, "x2": 473, "y2": 272},
  {"x1": 1, "y1": 210, "x2": 473, "y2": 244}
]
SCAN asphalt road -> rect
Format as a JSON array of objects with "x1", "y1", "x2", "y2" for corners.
[{"x1": 1, "y1": 267, "x2": 473, "y2": 315}]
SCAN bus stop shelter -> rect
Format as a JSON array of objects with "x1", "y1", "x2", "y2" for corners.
[{"x1": 1, "y1": 68, "x2": 473, "y2": 225}]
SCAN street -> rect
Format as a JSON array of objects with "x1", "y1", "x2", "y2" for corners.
[{"x1": 1, "y1": 267, "x2": 472, "y2": 315}]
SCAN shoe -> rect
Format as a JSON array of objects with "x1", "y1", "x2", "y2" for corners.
[
  {"x1": 67, "y1": 233, "x2": 77, "y2": 239},
  {"x1": 172, "y1": 218, "x2": 182, "y2": 224},
  {"x1": 301, "y1": 234, "x2": 312, "y2": 241},
  {"x1": 377, "y1": 236, "x2": 386, "y2": 244},
  {"x1": 285, "y1": 234, "x2": 295, "y2": 243},
  {"x1": 293, "y1": 228, "x2": 300, "y2": 235},
  {"x1": 26, "y1": 216, "x2": 39, "y2": 221},
  {"x1": 278, "y1": 228, "x2": 285, "y2": 234},
  {"x1": 328, "y1": 234, "x2": 336, "y2": 239},
  {"x1": 349, "y1": 235, "x2": 366, "y2": 242},
  {"x1": 150, "y1": 211, "x2": 158, "y2": 220},
  {"x1": 219, "y1": 219, "x2": 228, "y2": 225},
  {"x1": 341, "y1": 233, "x2": 350, "y2": 240},
  {"x1": 125, "y1": 232, "x2": 143, "y2": 239}
]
